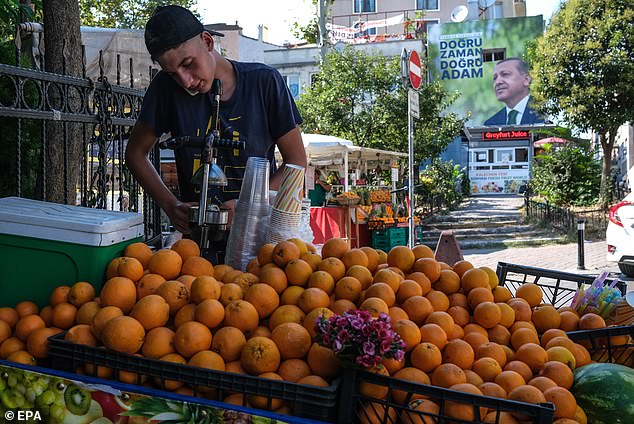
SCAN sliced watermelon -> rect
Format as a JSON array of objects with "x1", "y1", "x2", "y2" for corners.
[{"x1": 572, "y1": 363, "x2": 634, "y2": 424}]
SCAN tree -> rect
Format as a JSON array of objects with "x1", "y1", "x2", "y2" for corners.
[
  {"x1": 43, "y1": 0, "x2": 84, "y2": 204},
  {"x1": 79, "y1": 0, "x2": 197, "y2": 29},
  {"x1": 296, "y1": 46, "x2": 465, "y2": 166},
  {"x1": 529, "y1": 0, "x2": 634, "y2": 206}
]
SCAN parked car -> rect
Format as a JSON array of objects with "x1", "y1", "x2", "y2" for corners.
[{"x1": 606, "y1": 191, "x2": 634, "y2": 277}]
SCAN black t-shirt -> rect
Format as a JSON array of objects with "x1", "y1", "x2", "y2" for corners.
[{"x1": 138, "y1": 60, "x2": 303, "y2": 204}]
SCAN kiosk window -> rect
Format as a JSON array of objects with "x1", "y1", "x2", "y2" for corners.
[
  {"x1": 515, "y1": 148, "x2": 529, "y2": 162},
  {"x1": 497, "y1": 149, "x2": 513, "y2": 163}
]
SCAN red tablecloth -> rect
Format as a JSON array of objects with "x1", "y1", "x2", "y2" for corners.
[{"x1": 310, "y1": 207, "x2": 371, "y2": 247}]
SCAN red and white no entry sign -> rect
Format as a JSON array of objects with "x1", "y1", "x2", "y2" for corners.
[{"x1": 409, "y1": 50, "x2": 422, "y2": 90}]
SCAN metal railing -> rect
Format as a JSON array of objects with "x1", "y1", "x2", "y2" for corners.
[{"x1": 0, "y1": 30, "x2": 162, "y2": 241}]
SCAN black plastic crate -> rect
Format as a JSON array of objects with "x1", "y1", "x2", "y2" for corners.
[
  {"x1": 496, "y1": 262, "x2": 627, "y2": 308},
  {"x1": 336, "y1": 368, "x2": 555, "y2": 424},
  {"x1": 567, "y1": 324, "x2": 634, "y2": 366},
  {"x1": 47, "y1": 332, "x2": 340, "y2": 422}
]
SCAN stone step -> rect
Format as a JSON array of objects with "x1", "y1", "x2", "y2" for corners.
[
  {"x1": 424, "y1": 219, "x2": 522, "y2": 230},
  {"x1": 427, "y1": 214, "x2": 521, "y2": 223},
  {"x1": 422, "y1": 223, "x2": 536, "y2": 234},
  {"x1": 418, "y1": 235, "x2": 569, "y2": 250}
]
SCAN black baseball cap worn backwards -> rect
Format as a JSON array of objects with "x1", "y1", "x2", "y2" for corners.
[{"x1": 145, "y1": 5, "x2": 224, "y2": 59}]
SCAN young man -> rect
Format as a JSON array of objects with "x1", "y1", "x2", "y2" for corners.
[
  {"x1": 484, "y1": 58, "x2": 545, "y2": 126},
  {"x1": 125, "y1": 5, "x2": 307, "y2": 237}
]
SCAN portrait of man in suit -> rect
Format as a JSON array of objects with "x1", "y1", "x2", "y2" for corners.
[{"x1": 484, "y1": 58, "x2": 545, "y2": 126}]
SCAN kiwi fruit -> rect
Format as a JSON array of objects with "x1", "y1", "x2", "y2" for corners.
[{"x1": 63, "y1": 383, "x2": 91, "y2": 415}]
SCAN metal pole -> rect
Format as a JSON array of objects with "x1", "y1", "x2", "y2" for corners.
[
  {"x1": 577, "y1": 219, "x2": 586, "y2": 270},
  {"x1": 408, "y1": 101, "x2": 414, "y2": 248}
]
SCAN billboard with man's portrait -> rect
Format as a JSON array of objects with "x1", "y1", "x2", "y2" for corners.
[{"x1": 427, "y1": 16, "x2": 545, "y2": 127}]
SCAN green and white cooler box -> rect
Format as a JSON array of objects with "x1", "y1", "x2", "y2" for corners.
[{"x1": 0, "y1": 197, "x2": 144, "y2": 308}]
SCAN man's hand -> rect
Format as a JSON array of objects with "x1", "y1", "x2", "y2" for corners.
[
  {"x1": 166, "y1": 201, "x2": 194, "y2": 234},
  {"x1": 220, "y1": 198, "x2": 237, "y2": 227}
]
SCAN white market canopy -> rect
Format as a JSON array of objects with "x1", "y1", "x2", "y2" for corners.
[{"x1": 276, "y1": 133, "x2": 408, "y2": 190}]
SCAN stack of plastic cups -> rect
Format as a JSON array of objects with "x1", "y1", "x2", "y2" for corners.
[
  {"x1": 299, "y1": 198, "x2": 314, "y2": 245},
  {"x1": 268, "y1": 164, "x2": 305, "y2": 243},
  {"x1": 225, "y1": 157, "x2": 271, "y2": 271}
]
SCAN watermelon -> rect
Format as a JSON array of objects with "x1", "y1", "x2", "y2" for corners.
[{"x1": 571, "y1": 363, "x2": 634, "y2": 424}]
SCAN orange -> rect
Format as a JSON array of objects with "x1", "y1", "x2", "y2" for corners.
[
  {"x1": 306, "y1": 343, "x2": 342, "y2": 381},
  {"x1": 271, "y1": 322, "x2": 312, "y2": 359},
  {"x1": 249, "y1": 326, "x2": 272, "y2": 339},
  {"x1": 443, "y1": 339, "x2": 475, "y2": 369},
  {"x1": 360, "y1": 247, "x2": 380, "y2": 272},
  {"x1": 27, "y1": 327, "x2": 62, "y2": 359},
  {"x1": 504, "y1": 360, "x2": 534, "y2": 384},
  {"x1": 480, "y1": 266, "x2": 499, "y2": 289},
  {"x1": 492, "y1": 286, "x2": 513, "y2": 303},
  {"x1": 446, "y1": 383, "x2": 486, "y2": 422},
  {"x1": 334, "y1": 276, "x2": 362, "y2": 302},
  {"x1": 156, "y1": 353, "x2": 187, "y2": 390},
  {"x1": 467, "y1": 287, "x2": 494, "y2": 309},
  {"x1": 269, "y1": 304, "x2": 305, "y2": 330},
  {"x1": 515, "y1": 343, "x2": 548, "y2": 373},
  {"x1": 0, "y1": 337, "x2": 26, "y2": 360},
  {"x1": 211, "y1": 326, "x2": 247, "y2": 362},
  {"x1": 115, "y1": 257, "x2": 144, "y2": 282},
  {"x1": 15, "y1": 301, "x2": 39, "y2": 318},
  {"x1": 331, "y1": 298, "x2": 356, "y2": 315},
  {"x1": 359, "y1": 297, "x2": 390, "y2": 317},
  {"x1": 345, "y1": 265, "x2": 373, "y2": 290},
  {"x1": 425, "y1": 311, "x2": 455, "y2": 336},
  {"x1": 419, "y1": 323, "x2": 448, "y2": 350},
  {"x1": 173, "y1": 321, "x2": 212, "y2": 358},
  {"x1": 364, "y1": 283, "x2": 396, "y2": 307},
  {"x1": 7, "y1": 350, "x2": 36, "y2": 366},
  {"x1": 578, "y1": 313, "x2": 606, "y2": 330},
  {"x1": 539, "y1": 360, "x2": 574, "y2": 389},
  {"x1": 51, "y1": 302, "x2": 78, "y2": 330},
  {"x1": 156, "y1": 280, "x2": 190, "y2": 314},
  {"x1": 317, "y1": 257, "x2": 347, "y2": 282},
  {"x1": 477, "y1": 342, "x2": 508, "y2": 367},
  {"x1": 495, "y1": 370, "x2": 526, "y2": 394},
  {"x1": 497, "y1": 302, "x2": 516, "y2": 328},
  {"x1": 195, "y1": 299, "x2": 225, "y2": 329},
  {"x1": 372, "y1": 269, "x2": 402, "y2": 292},
  {"x1": 401, "y1": 399, "x2": 439, "y2": 424},
  {"x1": 465, "y1": 369, "x2": 485, "y2": 387},
  {"x1": 341, "y1": 248, "x2": 369, "y2": 269},
  {"x1": 541, "y1": 329, "x2": 567, "y2": 348},
  {"x1": 393, "y1": 319, "x2": 421, "y2": 352},
  {"x1": 241, "y1": 336, "x2": 281, "y2": 375},
  {"x1": 510, "y1": 327, "x2": 539, "y2": 350},
  {"x1": 189, "y1": 275, "x2": 221, "y2": 303},
  {"x1": 357, "y1": 402, "x2": 397, "y2": 424},
  {"x1": 142, "y1": 327, "x2": 176, "y2": 359},
  {"x1": 410, "y1": 342, "x2": 442, "y2": 373},
  {"x1": 412, "y1": 244, "x2": 434, "y2": 260},
  {"x1": 460, "y1": 267, "x2": 490, "y2": 292},
  {"x1": 413, "y1": 258, "x2": 441, "y2": 283},
  {"x1": 387, "y1": 246, "x2": 416, "y2": 273},
  {"x1": 100, "y1": 276, "x2": 137, "y2": 314},
  {"x1": 224, "y1": 300, "x2": 260, "y2": 333},
  {"x1": 130, "y1": 294, "x2": 170, "y2": 330},
  {"x1": 396, "y1": 280, "x2": 423, "y2": 304},
  {"x1": 488, "y1": 324, "x2": 511, "y2": 346},
  {"x1": 41, "y1": 303, "x2": 53, "y2": 326},
  {"x1": 528, "y1": 376, "x2": 558, "y2": 393},
  {"x1": 244, "y1": 283, "x2": 280, "y2": 319},
  {"x1": 391, "y1": 367, "x2": 430, "y2": 404},
  {"x1": 136, "y1": 273, "x2": 166, "y2": 300},
  {"x1": 278, "y1": 358, "x2": 311, "y2": 382},
  {"x1": 259, "y1": 266, "x2": 289, "y2": 294},
  {"x1": 102, "y1": 316, "x2": 145, "y2": 354},
  {"x1": 0, "y1": 308, "x2": 19, "y2": 329},
  {"x1": 248, "y1": 372, "x2": 284, "y2": 410},
  {"x1": 64, "y1": 324, "x2": 97, "y2": 347},
  {"x1": 285, "y1": 259, "x2": 313, "y2": 286},
  {"x1": 508, "y1": 298, "x2": 532, "y2": 322},
  {"x1": 321, "y1": 238, "x2": 348, "y2": 259},
  {"x1": 559, "y1": 311, "x2": 579, "y2": 332},
  {"x1": 431, "y1": 363, "x2": 466, "y2": 388},
  {"x1": 307, "y1": 271, "x2": 335, "y2": 295},
  {"x1": 124, "y1": 242, "x2": 153, "y2": 268},
  {"x1": 15, "y1": 314, "x2": 45, "y2": 342},
  {"x1": 532, "y1": 305, "x2": 561, "y2": 334},
  {"x1": 181, "y1": 256, "x2": 214, "y2": 277},
  {"x1": 425, "y1": 290, "x2": 450, "y2": 312},
  {"x1": 473, "y1": 301, "x2": 501, "y2": 329},
  {"x1": 472, "y1": 357, "x2": 503, "y2": 382},
  {"x1": 402, "y1": 296, "x2": 434, "y2": 325},
  {"x1": 452, "y1": 260, "x2": 474, "y2": 278},
  {"x1": 90, "y1": 306, "x2": 123, "y2": 341},
  {"x1": 297, "y1": 287, "x2": 331, "y2": 313},
  {"x1": 448, "y1": 292, "x2": 468, "y2": 308},
  {"x1": 68, "y1": 282, "x2": 96, "y2": 307},
  {"x1": 50, "y1": 285, "x2": 71, "y2": 306},
  {"x1": 220, "y1": 283, "x2": 244, "y2": 305},
  {"x1": 304, "y1": 307, "x2": 334, "y2": 339},
  {"x1": 257, "y1": 243, "x2": 276, "y2": 265},
  {"x1": 447, "y1": 306, "x2": 470, "y2": 327},
  {"x1": 508, "y1": 385, "x2": 547, "y2": 419},
  {"x1": 480, "y1": 382, "x2": 507, "y2": 399},
  {"x1": 543, "y1": 386, "x2": 577, "y2": 419},
  {"x1": 515, "y1": 283, "x2": 543, "y2": 308},
  {"x1": 464, "y1": 331, "x2": 489, "y2": 351},
  {"x1": 435, "y1": 269, "x2": 461, "y2": 294},
  {"x1": 148, "y1": 249, "x2": 183, "y2": 280},
  {"x1": 173, "y1": 304, "x2": 196, "y2": 328}
]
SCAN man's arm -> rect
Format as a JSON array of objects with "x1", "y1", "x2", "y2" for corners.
[
  {"x1": 126, "y1": 121, "x2": 192, "y2": 234},
  {"x1": 270, "y1": 125, "x2": 307, "y2": 190}
]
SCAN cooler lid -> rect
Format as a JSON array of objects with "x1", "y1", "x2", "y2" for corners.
[{"x1": 0, "y1": 197, "x2": 144, "y2": 239}]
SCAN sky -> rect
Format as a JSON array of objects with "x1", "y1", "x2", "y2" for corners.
[{"x1": 197, "y1": 0, "x2": 564, "y2": 45}]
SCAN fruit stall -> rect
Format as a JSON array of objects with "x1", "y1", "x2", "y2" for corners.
[{"x1": 1, "y1": 198, "x2": 634, "y2": 423}]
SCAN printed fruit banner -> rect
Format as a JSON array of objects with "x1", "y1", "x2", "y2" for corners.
[
  {"x1": 0, "y1": 363, "x2": 289, "y2": 424},
  {"x1": 426, "y1": 16, "x2": 544, "y2": 127}
]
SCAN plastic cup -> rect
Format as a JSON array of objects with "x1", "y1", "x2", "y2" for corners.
[
  {"x1": 238, "y1": 157, "x2": 270, "y2": 205},
  {"x1": 273, "y1": 164, "x2": 304, "y2": 213}
]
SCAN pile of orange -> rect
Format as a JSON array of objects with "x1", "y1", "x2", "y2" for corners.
[{"x1": 0, "y1": 237, "x2": 622, "y2": 422}]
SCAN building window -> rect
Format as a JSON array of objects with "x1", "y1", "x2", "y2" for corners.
[
  {"x1": 310, "y1": 73, "x2": 320, "y2": 88},
  {"x1": 515, "y1": 148, "x2": 529, "y2": 162},
  {"x1": 354, "y1": 0, "x2": 376, "y2": 13},
  {"x1": 482, "y1": 48, "x2": 506, "y2": 62},
  {"x1": 417, "y1": 0, "x2": 439, "y2": 10},
  {"x1": 282, "y1": 74, "x2": 300, "y2": 98}
]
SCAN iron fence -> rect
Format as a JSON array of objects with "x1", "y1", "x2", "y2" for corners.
[{"x1": 0, "y1": 30, "x2": 162, "y2": 241}]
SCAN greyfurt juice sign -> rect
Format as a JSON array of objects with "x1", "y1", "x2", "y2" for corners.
[{"x1": 427, "y1": 16, "x2": 544, "y2": 127}]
